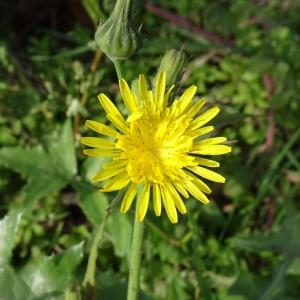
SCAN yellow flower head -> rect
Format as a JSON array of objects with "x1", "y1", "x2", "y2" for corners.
[{"x1": 81, "y1": 72, "x2": 231, "y2": 223}]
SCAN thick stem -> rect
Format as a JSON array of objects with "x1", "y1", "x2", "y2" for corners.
[{"x1": 127, "y1": 209, "x2": 144, "y2": 300}]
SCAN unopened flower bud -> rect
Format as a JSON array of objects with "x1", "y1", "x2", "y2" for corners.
[
  {"x1": 157, "y1": 49, "x2": 188, "y2": 86},
  {"x1": 95, "y1": 0, "x2": 142, "y2": 60}
]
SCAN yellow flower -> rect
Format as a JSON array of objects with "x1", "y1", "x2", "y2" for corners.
[{"x1": 81, "y1": 72, "x2": 231, "y2": 223}]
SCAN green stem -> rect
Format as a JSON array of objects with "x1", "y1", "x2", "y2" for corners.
[
  {"x1": 127, "y1": 208, "x2": 144, "y2": 300},
  {"x1": 83, "y1": 191, "x2": 123, "y2": 288},
  {"x1": 113, "y1": 59, "x2": 124, "y2": 80}
]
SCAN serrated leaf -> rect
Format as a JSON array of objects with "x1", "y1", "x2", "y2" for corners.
[
  {"x1": 0, "y1": 119, "x2": 76, "y2": 212},
  {"x1": 0, "y1": 146, "x2": 51, "y2": 178},
  {"x1": 0, "y1": 210, "x2": 22, "y2": 266}
]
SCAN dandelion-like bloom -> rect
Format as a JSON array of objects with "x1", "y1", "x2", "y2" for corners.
[{"x1": 81, "y1": 72, "x2": 231, "y2": 223}]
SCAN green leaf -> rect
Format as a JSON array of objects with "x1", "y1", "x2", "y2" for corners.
[
  {"x1": 23, "y1": 177, "x2": 67, "y2": 211},
  {"x1": 0, "y1": 146, "x2": 51, "y2": 178},
  {"x1": 0, "y1": 266, "x2": 31, "y2": 300},
  {"x1": 76, "y1": 182, "x2": 132, "y2": 257},
  {"x1": 107, "y1": 210, "x2": 132, "y2": 258},
  {"x1": 0, "y1": 243, "x2": 84, "y2": 300},
  {"x1": 77, "y1": 185, "x2": 109, "y2": 227},
  {"x1": 0, "y1": 119, "x2": 76, "y2": 212},
  {"x1": 19, "y1": 242, "x2": 84, "y2": 299},
  {"x1": 0, "y1": 210, "x2": 22, "y2": 266},
  {"x1": 48, "y1": 119, "x2": 77, "y2": 179}
]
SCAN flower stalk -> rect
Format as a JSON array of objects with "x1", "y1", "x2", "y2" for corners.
[
  {"x1": 127, "y1": 205, "x2": 144, "y2": 300},
  {"x1": 113, "y1": 59, "x2": 124, "y2": 80}
]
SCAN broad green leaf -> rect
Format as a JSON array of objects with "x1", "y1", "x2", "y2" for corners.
[
  {"x1": 0, "y1": 146, "x2": 51, "y2": 178},
  {"x1": 0, "y1": 119, "x2": 76, "y2": 212},
  {"x1": 0, "y1": 210, "x2": 22, "y2": 265},
  {"x1": 48, "y1": 119, "x2": 77, "y2": 179},
  {"x1": 23, "y1": 177, "x2": 67, "y2": 212},
  {"x1": 0, "y1": 244, "x2": 83, "y2": 300},
  {"x1": 19, "y1": 242, "x2": 84, "y2": 299},
  {"x1": 107, "y1": 210, "x2": 132, "y2": 258},
  {"x1": 77, "y1": 184, "x2": 109, "y2": 227},
  {"x1": 76, "y1": 182, "x2": 132, "y2": 257},
  {"x1": 0, "y1": 266, "x2": 31, "y2": 300}
]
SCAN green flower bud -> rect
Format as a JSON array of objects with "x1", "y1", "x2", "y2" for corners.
[
  {"x1": 95, "y1": 0, "x2": 142, "y2": 60},
  {"x1": 157, "y1": 49, "x2": 188, "y2": 86}
]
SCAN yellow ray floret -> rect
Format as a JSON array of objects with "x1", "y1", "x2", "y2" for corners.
[{"x1": 81, "y1": 72, "x2": 231, "y2": 223}]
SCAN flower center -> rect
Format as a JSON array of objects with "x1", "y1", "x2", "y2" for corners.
[{"x1": 116, "y1": 112, "x2": 196, "y2": 184}]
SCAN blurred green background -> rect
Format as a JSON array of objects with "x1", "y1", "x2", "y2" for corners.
[{"x1": 1, "y1": 0, "x2": 300, "y2": 299}]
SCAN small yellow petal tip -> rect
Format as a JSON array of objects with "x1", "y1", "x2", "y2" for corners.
[
  {"x1": 136, "y1": 215, "x2": 144, "y2": 222},
  {"x1": 170, "y1": 218, "x2": 178, "y2": 224},
  {"x1": 120, "y1": 207, "x2": 127, "y2": 214}
]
